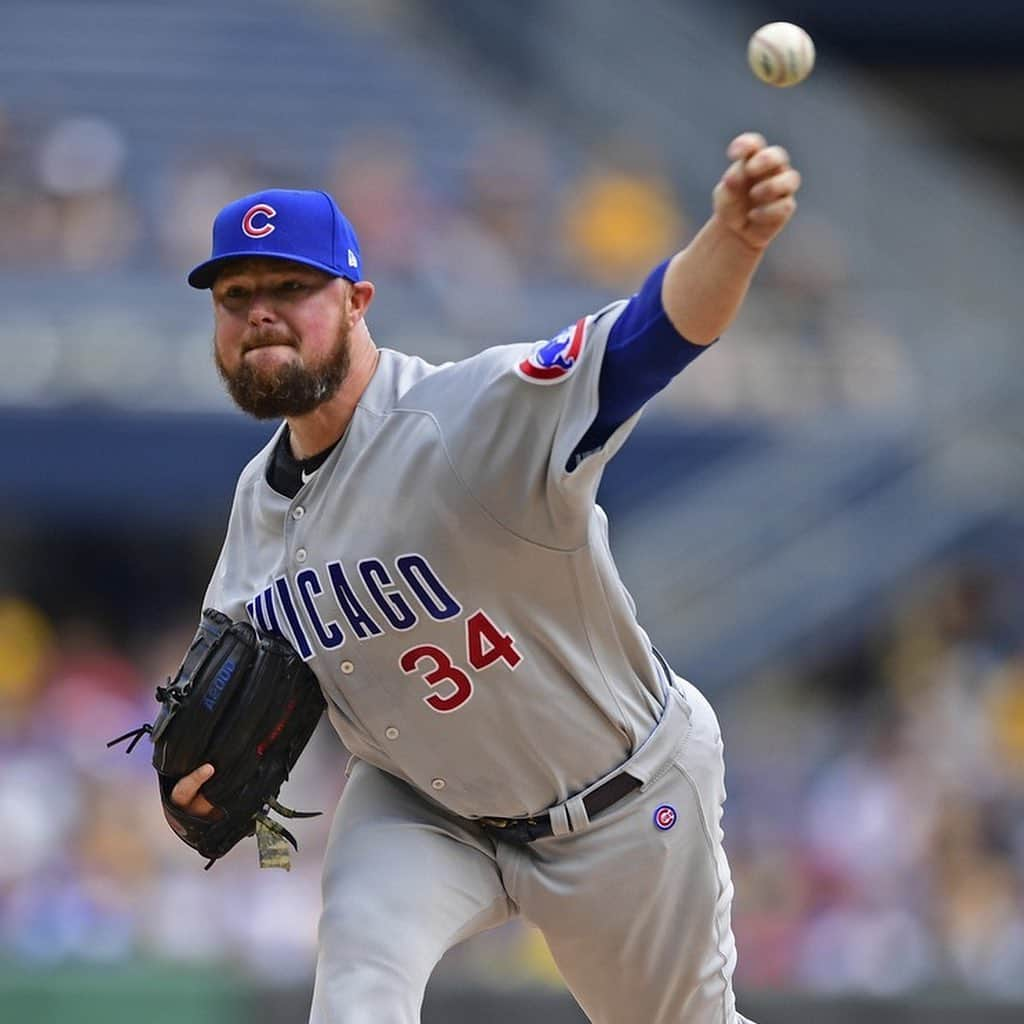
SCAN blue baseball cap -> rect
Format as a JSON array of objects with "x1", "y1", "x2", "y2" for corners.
[{"x1": 187, "y1": 188, "x2": 362, "y2": 289}]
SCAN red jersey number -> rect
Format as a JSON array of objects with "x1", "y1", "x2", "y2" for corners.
[
  {"x1": 466, "y1": 610, "x2": 522, "y2": 671},
  {"x1": 399, "y1": 611, "x2": 522, "y2": 714},
  {"x1": 399, "y1": 645, "x2": 472, "y2": 713}
]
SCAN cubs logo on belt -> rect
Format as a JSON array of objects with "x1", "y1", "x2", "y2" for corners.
[
  {"x1": 242, "y1": 203, "x2": 277, "y2": 239},
  {"x1": 516, "y1": 318, "x2": 587, "y2": 384},
  {"x1": 653, "y1": 804, "x2": 677, "y2": 831}
]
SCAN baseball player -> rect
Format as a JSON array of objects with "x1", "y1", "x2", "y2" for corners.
[{"x1": 170, "y1": 131, "x2": 800, "y2": 1023}]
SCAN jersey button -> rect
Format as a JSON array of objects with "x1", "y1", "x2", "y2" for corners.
[
  {"x1": 292, "y1": 506, "x2": 305, "y2": 520},
  {"x1": 296, "y1": 548, "x2": 307, "y2": 563},
  {"x1": 340, "y1": 660, "x2": 354, "y2": 674},
  {"x1": 430, "y1": 778, "x2": 446, "y2": 791},
  {"x1": 384, "y1": 726, "x2": 400, "y2": 741}
]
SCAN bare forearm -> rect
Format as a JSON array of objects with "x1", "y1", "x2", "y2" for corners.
[
  {"x1": 661, "y1": 132, "x2": 801, "y2": 347},
  {"x1": 661, "y1": 217, "x2": 763, "y2": 346}
]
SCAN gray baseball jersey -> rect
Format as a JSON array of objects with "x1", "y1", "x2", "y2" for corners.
[
  {"x1": 204, "y1": 303, "x2": 749, "y2": 1023},
  {"x1": 204, "y1": 302, "x2": 666, "y2": 819}
]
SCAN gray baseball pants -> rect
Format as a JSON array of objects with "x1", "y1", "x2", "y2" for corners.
[{"x1": 309, "y1": 678, "x2": 751, "y2": 1024}]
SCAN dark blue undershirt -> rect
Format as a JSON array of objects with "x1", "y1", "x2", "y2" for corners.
[{"x1": 571, "y1": 259, "x2": 710, "y2": 464}]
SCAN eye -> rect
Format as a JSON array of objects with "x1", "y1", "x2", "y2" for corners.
[
  {"x1": 220, "y1": 285, "x2": 248, "y2": 302},
  {"x1": 279, "y1": 280, "x2": 308, "y2": 293}
]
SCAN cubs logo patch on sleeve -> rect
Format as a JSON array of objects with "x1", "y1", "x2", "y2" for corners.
[{"x1": 515, "y1": 318, "x2": 587, "y2": 385}]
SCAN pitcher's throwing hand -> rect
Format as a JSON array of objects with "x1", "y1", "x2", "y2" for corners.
[{"x1": 713, "y1": 132, "x2": 802, "y2": 251}]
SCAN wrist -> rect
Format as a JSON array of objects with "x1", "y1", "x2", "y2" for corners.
[
  {"x1": 707, "y1": 212, "x2": 769, "y2": 256},
  {"x1": 661, "y1": 216, "x2": 766, "y2": 344}
]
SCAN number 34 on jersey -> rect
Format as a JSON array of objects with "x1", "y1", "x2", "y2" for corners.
[{"x1": 400, "y1": 610, "x2": 522, "y2": 714}]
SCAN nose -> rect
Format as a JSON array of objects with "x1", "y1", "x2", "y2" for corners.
[{"x1": 247, "y1": 290, "x2": 277, "y2": 326}]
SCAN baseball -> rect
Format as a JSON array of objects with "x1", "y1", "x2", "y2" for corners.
[{"x1": 747, "y1": 22, "x2": 815, "y2": 88}]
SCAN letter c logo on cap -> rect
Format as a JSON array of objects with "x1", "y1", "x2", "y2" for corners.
[{"x1": 242, "y1": 203, "x2": 276, "y2": 239}]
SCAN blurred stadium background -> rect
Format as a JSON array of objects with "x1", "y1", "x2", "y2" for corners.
[{"x1": 2, "y1": 0, "x2": 1023, "y2": 1021}]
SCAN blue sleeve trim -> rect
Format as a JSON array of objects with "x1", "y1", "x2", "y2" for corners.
[{"x1": 572, "y1": 259, "x2": 709, "y2": 462}]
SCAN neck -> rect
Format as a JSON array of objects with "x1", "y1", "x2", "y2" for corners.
[{"x1": 286, "y1": 329, "x2": 379, "y2": 460}]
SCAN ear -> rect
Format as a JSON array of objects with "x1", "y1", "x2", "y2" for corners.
[{"x1": 347, "y1": 280, "x2": 375, "y2": 323}]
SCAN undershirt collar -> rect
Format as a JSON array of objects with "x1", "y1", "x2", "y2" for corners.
[{"x1": 266, "y1": 425, "x2": 340, "y2": 499}]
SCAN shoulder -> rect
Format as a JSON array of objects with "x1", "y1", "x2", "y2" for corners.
[
  {"x1": 396, "y1": 302, "x2": 629, "y2": 411},
  {"x1": 388, "y1": 343, "x2": 529, "y2": 419},
  {"x1": 359, "y1": 348, "x2": 443, "y2": 414},
  {"x1": 511, "y1": 300, "x2": 628, "y2": 385}
]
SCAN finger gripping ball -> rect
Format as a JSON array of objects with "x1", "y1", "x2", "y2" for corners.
[{"x1": 748, "y1": 22, "x2": 815, "y2": 88}]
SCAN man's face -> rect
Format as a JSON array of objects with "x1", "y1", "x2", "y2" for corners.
[{"x1": 211, "y1": 258, "x2": 353, "y2": 419}]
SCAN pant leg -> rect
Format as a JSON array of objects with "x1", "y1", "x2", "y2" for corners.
[
  {"x1": 309, "y1": 759, "x2": 514, "y2": 1024},
  {"x1": 502, "y1": 679, "x2": 752, "y2": 1024}
]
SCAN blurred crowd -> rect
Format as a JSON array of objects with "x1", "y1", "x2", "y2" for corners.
[
  {"x1": 0, "y1": 101, "x2": 685, "y2": 289},
  {"x1": 2, "y1": 560, "x2": 1023, "y2": 997},
  {"x1": 0, "y1": 107, "x2": 138, "y2": 272},
  {"x1": 724, "y1": 564, "x2": 1024, "y2": 998}
]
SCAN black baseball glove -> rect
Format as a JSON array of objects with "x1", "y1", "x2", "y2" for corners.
[{"x1": 109, "y1": 608, "x2": 327, "y2": 869}]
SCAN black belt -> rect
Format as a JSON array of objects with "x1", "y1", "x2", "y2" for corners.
[{"x1": 478, "y1": 771, "x2": 641, "y2": 845}]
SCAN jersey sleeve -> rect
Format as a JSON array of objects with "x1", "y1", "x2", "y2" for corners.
[
  {"x1": 574, "y1": 259, "x2": 708, "y2": 457},
  {"x1": 201, "y1": 541, "x2": 245, "y2": 620},
  {"x1": 198, "y1": 453, "x2": 271, "y2": 624},
  {"x1": 412, "y1": 299, "x2": 654, "y2": 548}
]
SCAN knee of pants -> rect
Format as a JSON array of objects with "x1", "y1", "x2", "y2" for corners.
[
  {"x1": 318, "y1": 895, "x2": 436, "y2": 988},
  {"x1": 311, "y1": 962, "x2": 421, "y2": 1024},
  {"x1": 313, "y1": 904, "x2": 428, "y2": 1024}
]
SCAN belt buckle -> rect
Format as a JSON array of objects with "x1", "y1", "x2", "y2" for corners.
[
  {"x1": 479, "y1": 815, "x2": 543, "y2": 844},
  {"x1": 504, "y1": 817, "x2": 539, "y2": 844},
  {"x1": 478, "y1": 817, "x2": 509, "y2": 830}
]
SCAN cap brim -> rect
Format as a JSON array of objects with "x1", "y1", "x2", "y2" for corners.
[{"x1": 187, "y1": 251, "x2": 354, "y2": 289}]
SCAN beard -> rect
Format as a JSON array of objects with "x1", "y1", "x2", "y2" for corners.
[{"x1": 215, "y1": 325, "x2": 351, "y2": 419}]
